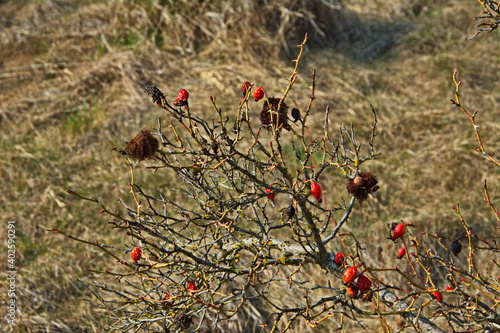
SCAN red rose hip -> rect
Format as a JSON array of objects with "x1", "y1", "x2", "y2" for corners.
[
  {"x1": 343, "y1": 265, "x2": 360, "y2": 284},
  {"x1": 187, "y1": 281, "x2": 197, "y2": 292},
  {"x1": 163, "y1": 291, "x2": 173, "y2": 307},
  {"x1": 334, "y1": 252, "x2": 345, "y2": 265},
  {"x1": 392, "y1": 223, "x2": 405, "y2": 240},
  {"x1": 253, "y1": 86, "x2": 265, "y2": 101},
  {"x1": 346, "y1": 285, "x2": 358, "y2": 298},
  {"x1": 131, "y1": 246, "x2": 142, "y2": 262},
  {"x1": 266, "y1": 188, "x2": 275, "y2": 201},
  {"x1": 174, "y1": 88, "x2": 189, "y2": 106},
  {"x1": 177, "y1": 88, "x2": 189, "y2": 101},
  {"x1": 310, "y1": 182, "x2": 322, "y2": 203},
  {"x1": 397, "y1": 247, "x2": 406, "y2": 259},
  {"x1": 432, "y1": 291, "x2": 443, "y2": 302}
]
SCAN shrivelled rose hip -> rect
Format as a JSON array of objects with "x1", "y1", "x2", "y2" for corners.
[
  {"x1": 451, "y1": 239, "x2": 462, "y2": 255},
  {"x1": 291, "y1": 108, "x2": 301, "y2": 122},
  {"x1": 285, "y1": 204, "x2": 295, "y2": 220},
  {"x1": 241, "y1": 81, "x2": 251, "y2": 96},
  {"x1": 174, "y1": 88, "x2": 189, "y2": 106}
]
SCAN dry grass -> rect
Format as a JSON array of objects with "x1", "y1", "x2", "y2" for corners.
[{"x1": 0, "y1": 0, "x2": 499, "y2": 332}]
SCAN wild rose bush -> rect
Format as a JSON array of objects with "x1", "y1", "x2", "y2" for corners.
[{"x1": 53, "y1": 31, "x2": 499, "y2": 332}]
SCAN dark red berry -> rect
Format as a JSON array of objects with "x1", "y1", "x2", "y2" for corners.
[
  {"x1": 356, "y1": 275, "x2": 372, "y2": 291},
  {"x1": 291, "y1": 108, "x2": 301, "y2": 122},
  {"x1": 285, "y1": 204, "x2": 296, "y2": 220},
  {"x1": 451, "y1": 239, "x2": 462, "y2": 255},
  {"x1": 241, "y1": 81, "x2": 251, "y2": 96}
]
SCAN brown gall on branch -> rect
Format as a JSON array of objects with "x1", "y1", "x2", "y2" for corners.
[
  {"x1": 260, "y1": 97, "x2": 291, "y2": 131},
  {"x1": 346, "y1": 172, "x2": 379, "y2": 205},
  {"x1": 125, "y1": 130, "x2": 159, "y2": 161}
]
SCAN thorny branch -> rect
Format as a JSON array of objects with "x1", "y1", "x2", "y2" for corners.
[
  {"x1": 450, "y1": 70, "x2": 500, "y2": 166},
  {"x1": 53, "y1": 32, "x2": 500, "y2": 333},
  {"x1": 469, "y1": 0, "x2": 500, "y2": 39}
]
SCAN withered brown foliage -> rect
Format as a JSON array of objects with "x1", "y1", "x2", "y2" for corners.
[
  {"x1": 144, "y1": 85, "x2": 166, "y2": 107},
  {"x1": 260, "y1": 97, "x2": 291, "y2": 131},
  {"x1": 125, "y1": 130, "x2": 159, "y2": 161},
  {"x1": 346, "y1": 172, "x2": 379, "y2": 204}
]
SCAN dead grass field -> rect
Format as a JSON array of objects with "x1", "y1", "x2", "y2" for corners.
[{"x1": 0, "y1": 0, "x2": 499, "y2": 332}]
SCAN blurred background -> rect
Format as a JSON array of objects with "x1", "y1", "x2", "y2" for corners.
[{"x1": 0, "y1": 0, "x2": 499, "y2": 332}]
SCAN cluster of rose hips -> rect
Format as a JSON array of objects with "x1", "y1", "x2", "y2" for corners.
[
  {"x1": 241, "y1": 82, "x2": 302, "y2": 124},
  {"x1": 388, "y1": 222, "x2": 412, "y2": 260},
  {"x1": 386, "y1": 222, "x2": 446, "y2": 303},
  {"x1": 332, "y1": 252, "x2": 373, "y2": 301},
  {"x1": 343, "y1": 265, "x2": 373, "y2": 301},
  {"x1": 241, "y1": 81, "x2": 265, "y2": 102},
  {"x1": 334, "y1": 222, "x2": 413, "y2": 301},
  {"x1": 242, "y1": 81, "x2": 324, "y2": 206}
]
